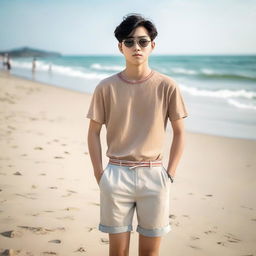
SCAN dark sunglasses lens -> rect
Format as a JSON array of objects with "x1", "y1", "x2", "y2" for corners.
[
  {"x1": 124, "y1": 40, "x2": 134, "y2": 47},
  {"x1": 139, "y1": 39, "x2": 150, "y2": 47}
]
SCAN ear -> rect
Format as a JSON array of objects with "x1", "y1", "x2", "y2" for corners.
[
  {"x1": 151, "y1": 41, "x2": 156, "y2": 51},
  {"x1": 118, "y1": 43, "x2": 123, "y2": 54}
]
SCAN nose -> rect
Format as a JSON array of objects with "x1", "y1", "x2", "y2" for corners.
[{"x1": 133, "y1": 40, "x2": 141, "y2": 49}]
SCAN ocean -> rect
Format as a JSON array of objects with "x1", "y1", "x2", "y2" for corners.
[{"x1": 4, "y1": 55, "x2": 256, "y2": 140}]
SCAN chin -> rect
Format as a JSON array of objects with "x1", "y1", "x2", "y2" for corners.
[{"x1": 131, "y1": 58, "x2": 146, "y2": 64}]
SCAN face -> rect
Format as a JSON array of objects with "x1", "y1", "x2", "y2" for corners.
[{"x1": 118, "y1": 26, "x2": 155, "y2": 66}]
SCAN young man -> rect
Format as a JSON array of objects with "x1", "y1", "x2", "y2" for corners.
[{"x1": 86, "y1": 14, "x2": 188, "y2": 256}]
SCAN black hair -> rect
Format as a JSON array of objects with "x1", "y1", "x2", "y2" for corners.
[{"x1": 114, "y1": 13, "x2": 158, "y2": 42}]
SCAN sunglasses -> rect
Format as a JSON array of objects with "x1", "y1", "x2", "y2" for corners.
[{"x1": 122, "y1": 38, "x2": 152, "y2": 48}]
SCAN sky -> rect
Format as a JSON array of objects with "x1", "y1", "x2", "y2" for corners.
[{"x1": 0, "y1": 0, "x2": 256, "y2": 55}]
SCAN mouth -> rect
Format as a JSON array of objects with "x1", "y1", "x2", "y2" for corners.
[{"x1": 133, "y1": 54, "x2": 142, "y2": 57}]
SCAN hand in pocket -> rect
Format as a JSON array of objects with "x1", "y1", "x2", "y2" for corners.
[
  {"x1": 96, "y1": 165, "x2": 108, "y2": 186},
  {"x1": 96, "y1": 171, "x2": 104, "y2": 185}
]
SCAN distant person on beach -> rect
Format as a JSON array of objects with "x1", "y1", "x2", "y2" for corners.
[
  {"x1": 6, "y1": 54, "x2": 11, "y2": 71},
  {"x1": 48, "y1": 63, "x2": 52, "y2": 72},
  {"x1": 2, "y1": 53, "x2": 10, "y2": 70},
  {"x1": 0, "y1": 55, "x2": 3, "y2": 69},
  {"x1": 86, "y1": 13, "x2": 188, "y2": 255},
  {"x1": 32, "y1": 57, "x2": 36, "y2": 72},
  {"x1": 3, "y1": 53, "x2": 7, "y2": 69}
]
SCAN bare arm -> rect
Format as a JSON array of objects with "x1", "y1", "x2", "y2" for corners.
[
  {"x1": 87, "y1": 119, "x2": 104, "y2": 184},
  {"x1": 166, "y1": 118, "x2": 186, "y2": 178}
]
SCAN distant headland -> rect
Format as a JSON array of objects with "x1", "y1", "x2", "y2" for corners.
[{"x1": 0, "y1": 47, "x2": 62, "y2": 58}]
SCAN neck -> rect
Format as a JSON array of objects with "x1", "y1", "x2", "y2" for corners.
[{"x1": 122, "y1": 63, "x2": 152, "y2": 81}]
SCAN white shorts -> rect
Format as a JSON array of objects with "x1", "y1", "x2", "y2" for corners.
[{"x1": 98, "y1": 160, "x2": 172, "y2": 237}]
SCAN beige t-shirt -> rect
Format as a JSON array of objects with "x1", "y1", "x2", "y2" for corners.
[{"x1": 86, "y1": 69, "x2": 188, "y2": 161}]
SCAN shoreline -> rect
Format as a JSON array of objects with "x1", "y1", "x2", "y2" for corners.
[
  {"x1": 1, "y1": 69, "x2": 255, "y2": 142},
  {"x1": 0, "y1": 69, "x2": 92, "y2": 96}
]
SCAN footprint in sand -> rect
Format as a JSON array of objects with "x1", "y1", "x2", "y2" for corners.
[
  {"x1": 31, "y1": 213, "x2": 40, "y2": 217},
  {"x1": 41, "y1": 251, "x2": 58, "y2": 255},
  {"x1": 0, "y1": 230, "x2": 23, "y2": 238},
  {"x1": 54, "y1": 156, "x2": 64, "y2": 159},
  {"x1": 8, "y1": 125, "x2": 16, "y2": 131},
  {"x1": 15, "y1": 193, "x2": 37, "y2": 200},
  {"x1": 0, "y1": 249, "x2": 26, "y2": 256},
  {"x1": 34, "y1": 146, "x2": 43, "y2": 150},
  {"x1": 86, "y1": 227, "x2": 96, "y2": 232},
  {"x1": 182, "y1": 215, "x2": 190, "y2": 218},
  {"x1": 48, "y1": 239, "x2": 61, "y2": 244},
  {"x1": 190, "y1": 236, "x2": 200, "y2": 240},
  {"x1": 101, "y1": 238, "x2": 109, "y2": 244},
  {"x1": 204, "y1": 230, "x2": 216, "y2": 235},
  {"x1": 169, "y1": 214, "x2": 176, "y2": 219},
  {"x1": 18, "y1": 226, "x2": 65, "y2": 235},
  {"x1": 34, "y1": 161, "x2": 44, "y2": 164},
  {"x1": 20, "y1": 154, "x2": 27, "y2": 157},
  {"x1": 49, "y1": 186, "x2": 58, "y2": 189},
  {"x1": 224, "y1": 233, "x2": 241, "y2": 243},
  {"x1": 13, "y1": 171, "x2": 22, "y2": 176},
  {"x1": 188, "y1": 245, "x2": 201, "y2": 250},
  {"x1": 61, "y1": 190, "x2": 77, "y2": 197},
  {"x1": 40, "y1": 173, "x2": 46, "y2": 176},
  {"x1": 61, "y1": 193, "x2": 73, "y2": 197},
  {"x1": 217, "y1": 241, "x2": 226, "y2": 246},
  {"x1": 240, "y1": 205, "x2": 253, "y2": 211},
  {"x1": 74, "y1": 247, "x2": 86, "y2": 253},
  {"x1": 29, "y1": 117, "x2": 38, "y2": 121},
  {"x1": 67, "y1": 190, "x2": 77, "y2": 194},
  {"x1": 64, "y1": 151, "x2": 69, "y2": 154},
  {"x1": 64, "y1": 207, "x2": 79, "y2": 211},
  {"x1": 251, "y1": 218, "x2": 256, "y2": 222}
]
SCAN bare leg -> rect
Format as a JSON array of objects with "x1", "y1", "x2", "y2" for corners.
[
  {"x1": 109, "y1": 231, "x2": 131, "y2": 256},
  {"x1": 139, "y1": 234, "x2": 162, "y2": 256}
]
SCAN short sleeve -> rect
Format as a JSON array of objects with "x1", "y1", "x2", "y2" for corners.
[
  {"x1": 168, "y1": 82, "x2": 188, "y2": 121},
  {"x1": 86, "y1": 84, "x2": 106, "y2": 124}
]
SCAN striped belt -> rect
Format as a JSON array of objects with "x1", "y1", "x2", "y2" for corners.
[{"x1": 108, "y1": 158, "x2": 163, "y2": 170}]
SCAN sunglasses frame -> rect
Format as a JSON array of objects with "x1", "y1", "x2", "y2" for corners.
[{"x1": 122, "y1": 37, "x2": 152, "y2": 48}]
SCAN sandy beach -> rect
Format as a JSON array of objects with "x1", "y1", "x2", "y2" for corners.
[{"x1": 0, "y1": 70, "x2": 255, "y2": 256}]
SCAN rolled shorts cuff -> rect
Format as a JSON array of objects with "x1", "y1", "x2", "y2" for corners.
[
  {"x1": 99, "y1": 224, "x2": 133, "y2": 234},
  {"x1": 136, "y1": 224, "x2": 171, "y2": 237}
]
